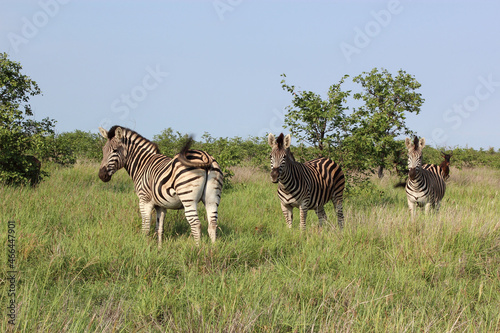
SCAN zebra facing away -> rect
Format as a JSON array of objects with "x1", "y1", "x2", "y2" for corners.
[
  {"x1": 405, "y1": 136, "x2": 446, "y2": 219},
  {"x1": 98, "y1": 126, "x2": 223, "y2": 246},
  {"x1": 268, "y1": 133, "x2": 345, "y2": 230}
]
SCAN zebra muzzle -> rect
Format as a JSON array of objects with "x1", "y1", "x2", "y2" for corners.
[
  {"x1": 408, "y1": 168, "x2": 417, "y2": 180},
  {"x1": 271, "y1": 168, "x2": 279, "y2": 183},
  {"x1": 99, "y1": 166, "x2": 112, "y2": 182}
]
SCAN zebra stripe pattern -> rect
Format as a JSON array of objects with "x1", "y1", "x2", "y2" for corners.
[
  {"x1": 268, "y1": 133, "x2": 345, "y2": 230},
  {"x1": 405, "y1": 136, "x2": 446, "y2": 219},
  {"x1": 98, "y1": 126, "x2": 223, "y2": 246}
]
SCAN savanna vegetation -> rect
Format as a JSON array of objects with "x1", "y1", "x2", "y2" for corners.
[
  {"x1": 1, "y1": 162, "x2": 499, "y2": 332},
  {"x1": 1, "y1": 53, "x2": 500, "y2": 332}
]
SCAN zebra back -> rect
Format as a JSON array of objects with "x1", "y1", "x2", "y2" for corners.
[{"x1": 302, "y1": 157, "x2": 345, "y2": 208}]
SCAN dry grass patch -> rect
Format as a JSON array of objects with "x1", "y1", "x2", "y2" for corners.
[{"x1": 231, "y1": 166, "x2": 269, "y2": 184}]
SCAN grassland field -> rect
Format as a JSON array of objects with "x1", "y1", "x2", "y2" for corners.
[{"x1": 1, "y1": 161, "x2": 499, "y2": 332}]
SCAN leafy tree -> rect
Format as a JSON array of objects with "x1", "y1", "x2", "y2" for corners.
[
  {"x1": 153, "y1": 127, "x2": 189, "y2": 158},
  {"x1": 0, "y1": 53, "x2": 55, "y2": 185},
  {"x1": 281, "y1": 74, "x2": 350, "y2": 156},
  {"x1": 349, "y1": 68, "x2": 424, "y2": 177}
]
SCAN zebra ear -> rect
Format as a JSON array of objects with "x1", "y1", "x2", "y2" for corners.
[
  {"x1": 115, "y1": 127, "x2": 124, "y2": 140},
  {"x1": 419, "y1": 138, "x2": 426, "y2": 150},
  {"x1": 284, "y1": 134, "x2": 291, "y2": 149},
  {"x1": 405, "y1": 137, "x2": 413, "y2": 149},
  {"x1": 268, "y1": 133, "x2": 275, "y2": 147},
  {"x1": 98, "y1": 127, "x2": 108, "y2": 139}
]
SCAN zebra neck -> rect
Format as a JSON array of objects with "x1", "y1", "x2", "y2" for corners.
[
  {"x1": 408, "y1": 170, "x2": 425, "y2": 186},
  {"x1": 123, "y1": 140, "x2": 158, "y2": 181},
  {"x1": 279, "y1": 159, "x2": 302, "y2": 191}
]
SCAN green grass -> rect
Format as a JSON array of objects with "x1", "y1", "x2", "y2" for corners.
[{"x1": 1, "y1": 162, "x2": 499, "y2": 332}]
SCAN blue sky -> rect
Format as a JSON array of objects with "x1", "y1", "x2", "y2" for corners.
[{"x1": 1, "y1": 0, "x2": 499, "y2": 149}]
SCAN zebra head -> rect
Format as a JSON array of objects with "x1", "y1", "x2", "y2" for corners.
[
  {"x1": 268, "y1": 133, "x2": 291, "y2": 183},
  {"x1": 98, "y1": 126, "x2": 128, "y2": 182},
  {"x1": 405, "y1": 136, "x2": 425, "y2": 181}
]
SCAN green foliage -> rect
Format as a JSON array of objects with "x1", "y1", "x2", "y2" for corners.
[
  {"x1": 153, "y1": 129, "x2": 269, "y2": 189},
  {"x1": 280, "y1": 68, "x2": 425, "y2": 189},
  {"x1": 58, "y1": 130, "x2": 103, "y2": 161},
  {"x1": 0, "y1": 53, "x2": 55, "y2": 186},
  {"x1": 195, "y1": 134, "x2": 240, "y2": 184},
  {"x1": 281, "y1": 73, "x2": 350, "y2": 154},
  {"x1": 422, "y1": 145, "x2": 500, "y2": 170},
  {"x1": 153, "y1": 127, "x2": 190, "y2": 158},
  {"x1": 197, "y1": 132, "x2": 269, "y2": 169},
  {"x1": 37, "y1": 130, "x2": 103, "y2": 165},
  {"x1": 348, "y1": 68, "x2": 424, "y2": 177}
]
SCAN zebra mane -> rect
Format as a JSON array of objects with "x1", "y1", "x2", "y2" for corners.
[
  {"x1": 413, "y1": 136, "x2": 419, "y2": 150},
  {"x1": 107, "y1": 125, "x2": 160, "y2": 154},
  {"x1": 276, "y1": 133, "x2": 285, "y2": 149}
]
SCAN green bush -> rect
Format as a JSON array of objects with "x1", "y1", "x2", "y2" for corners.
[{"x1": 0, "y1": 53, "x2": 55, "y2": 186}]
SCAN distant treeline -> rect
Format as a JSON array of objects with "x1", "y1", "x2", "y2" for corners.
[{"x1": 35, "y1": 128, "x2": 500, "y2": 175}]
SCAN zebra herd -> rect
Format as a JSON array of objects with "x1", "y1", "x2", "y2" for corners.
[{"x1": 98, "y1": 126, "x2": 449, "y2": 245}]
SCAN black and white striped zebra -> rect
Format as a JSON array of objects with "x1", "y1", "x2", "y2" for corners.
[
  {"x1": 98, "y1": 126, "x2": 223, "y2": 246},
  {"x1": 405, "y1": 136, "x2": 446, "y2": 219},
  {"x1": 268, "y1": 133, "x2": 345, "y2": 230}
]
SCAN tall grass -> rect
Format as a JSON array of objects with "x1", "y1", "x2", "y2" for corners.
[{"x1": 1, "y1": 162, "x2": 499, "y2": 332}]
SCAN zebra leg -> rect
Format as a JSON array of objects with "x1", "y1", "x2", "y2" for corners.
[
  {"x1": 204, "y1": 168, "x2": 223, "y2": 243},
  {"x1": 299, "y1": 206, "x2": 308, "y2": 232},
  {"x1": 155, "y1": 206, "x2": 166, "y2": 248},
  {"x1": 139, "y1": 200, "x2": 155, "y2": 234},
  {"x1": 435, "y1": 201, "x2": 441, "y2": 213},
  {"x1": 183, "y1": 202, "x2": 202, "y2": 245},
  {"x1": 334, "y1": 199, "x2": 344, "y2": 229},
  {"x1": 203, "y1": 195, "x2": 219, "y2": 243},
  {"x1": 424, "y1": 202, "x2": 432, "y2": 215},
  {"x1": 407, "y1": 198, "x2": 416, "y2": 220},
  {"x1": 280, "y1": 202, "x2": 293, "y2": 228},
  {"x1": 315, "y1": 206, "x2": 327, "y2": 228}
]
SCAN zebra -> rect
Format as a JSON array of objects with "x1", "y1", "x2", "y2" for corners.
[
  {"x1": 405, "y1": 136, "x2": 446, "y2": 219},
  {"x1": 268, "y1": 133, "x2": 345, "y2": 230},
  {"x1": 98, "y1": 126, "x2": 223, "y2": 246}
]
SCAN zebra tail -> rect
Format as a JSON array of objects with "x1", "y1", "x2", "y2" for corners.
[{"x1": 177, "y1": 136, "x2": 213, "y2": 168}]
